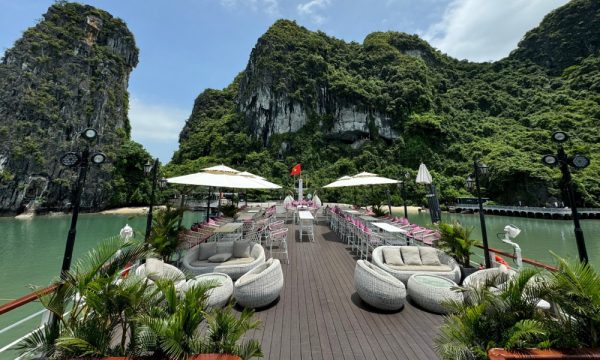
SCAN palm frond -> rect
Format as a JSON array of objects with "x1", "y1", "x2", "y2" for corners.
[{"x1": 504, "y1": 319, "x2": 547, "y2": 350}]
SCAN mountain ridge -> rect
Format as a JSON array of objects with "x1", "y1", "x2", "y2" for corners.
[{"x1": 169, "y1": 0, "x2": 600, "y2": 207}]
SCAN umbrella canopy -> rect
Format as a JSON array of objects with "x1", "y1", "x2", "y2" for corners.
[
  {"x1": 415, "y1": 163, "x2": 433, "y2": 184},
  {"x1": 322, "y1": 175, "x2": 353, "y2": 188},
  {"x1": 237, "y1": 171, "x2": 281, "y2": 189},
  {"x1": 312, "y1": 194, "x2": 322, "y2": 207},
  {"x1": 323, "y1": 173, "x2": 399, "y2": 188},
  {"x1": 167, "y1": 165, "x2": 281, "y2": 189}
]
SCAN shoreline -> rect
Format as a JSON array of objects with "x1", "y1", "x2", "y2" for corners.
[{"x1": 9, "y1": 203, "x2": 423, "y2": 219}]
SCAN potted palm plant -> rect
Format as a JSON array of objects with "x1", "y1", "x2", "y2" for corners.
[
  {"x1": 148, "y1": 205, "x2": 186, "y2": 261},
  {"x1": 436, "y1": 221, "x2": 479, "y2": 283},
  {"x1": 435, "y1": 256, "x2": 600, "y2": 360},
  {"x1": 15, "y1": 238, "x2": 263, "y2": 360}
]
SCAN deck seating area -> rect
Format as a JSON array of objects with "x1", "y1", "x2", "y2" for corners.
[{"x1": 230, "y1": 219, "x2": 442, "y2": 360}]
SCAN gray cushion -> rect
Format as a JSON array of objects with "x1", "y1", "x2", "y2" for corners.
[
  {"x1": 216, "y1": 241, "x2": 234, "y2": 254},
  {"x1": 208, "y1": 253, "x2": 232, "y2": 263},
  {"x1": 419, "y1": 247, "x2": 441, "y2": 265},
  {"x1": 197, "y1": 242, "x2": 217, "y2": 260},
  {"x1": 233, "y1": 241, "x2": 252, "y2": 258},
  {"x1": 401, "y1": 246, "x2": 422, "y2": 265},
  {"x1": 382, "y1": 247, "x2": 404, "y2": 266},
  {"x1": 189, "y1": 259, "x2": 213, "y2": 267},
  {"x1": 223, "y1": 257, "x2": 255, "y2": 266}
]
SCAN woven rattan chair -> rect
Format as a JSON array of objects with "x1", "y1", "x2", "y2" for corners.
[
  {"x1": 234, "y1": 258, "x2": 284, "y2": 309},
  {"x1": 354, "y1": 260, "x2": 406, "y2": 310}
]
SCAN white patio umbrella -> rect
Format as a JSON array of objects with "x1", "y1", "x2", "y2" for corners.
[
  {"x1": 237, "y1": 171, "x2": 282, "y2": 189},
  {"x1": 322, "y1": 175, "x2": 353, "y2": 188},
  {"x1": 312, "y1": 194, "x2": 322, "y2": 207},
  {"x1": 416, "y1": 163, "x2": 433, "y2": 184},
  {"x1": 415, "y1": 163, "x2": 442, "y2": 223},
  {"x1": 323, "y1": 173, "x2": 399, "y2": 188},
  {"x1": 166, "y1": 165, "x2": 282, "y2": 218},
  {"x1": 323, "y1": 172, "x2": 399, "y2": 212}
]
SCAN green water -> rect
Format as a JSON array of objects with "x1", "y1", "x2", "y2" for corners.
[
  {"x1": 402, "y1": 211, "x2": 600, "y2": 270},
  {"x1": 0, "y1": 212, "x2": 200, "y2": 358},
  {"x1": 0, "y1": 211, "x2": 599, "y2": 358}
]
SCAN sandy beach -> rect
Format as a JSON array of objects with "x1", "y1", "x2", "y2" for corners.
[{"x1": 99, "y1": 206, "x2": 166, "y2": 215}]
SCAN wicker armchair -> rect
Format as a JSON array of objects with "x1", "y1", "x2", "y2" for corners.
[
  {"x1": 372, "y1": 246, "x2": 461, "y2": 284},
  {"x1": 233, "y1": 258, "x2": 284, "y2": 309},
  {"x1": 354, "y1": 260, "x2": 406, "y2": 310},
  {"x1": 187, "y1": 272, "x2": 233, "y2": 308},
  {"x1": 463, "y1": 267, "x2": 517, "y2": 290}
]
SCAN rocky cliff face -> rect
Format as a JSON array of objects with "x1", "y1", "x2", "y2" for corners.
[
  {"x1": 0, "y1": 2, "x2": 138, "y2": 214},
  {"x1": 236, "y1": 21, "x2": 438, "y2": 146},
  {"x1": 172, "y1": 0, "x2": 600, "y2": 207},
  {"x1": 238, "y1": 75, "x2": 400, "y2": 145}
]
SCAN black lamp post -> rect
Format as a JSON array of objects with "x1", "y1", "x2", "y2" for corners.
[
  {"x1": 143, "y1": 158, "x2": 167, "y2": 242},
  {"x1": 542, "y1": 131, "x2": 590, "y2": 263},
  {"x1": 466, "y1": 160, "x2": 491, "y2": 268},
  {"x1": 397, "y1": 172, "x2": 410, "y2": 219},
  {"x1": 59, "y1": 128, "x2": 106, "y2": 276}
]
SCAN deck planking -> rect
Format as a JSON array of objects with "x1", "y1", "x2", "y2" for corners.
[{"x1": 235, "y1": 219, "x2": 443, "y2": 360}]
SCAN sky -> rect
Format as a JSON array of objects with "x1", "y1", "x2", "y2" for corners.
[{"x1": 0, "y1": 0, "x2": 568, "y2": 162}]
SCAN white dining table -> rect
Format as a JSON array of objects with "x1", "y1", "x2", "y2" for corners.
[
  {"x1": 298, "y1": 210, "x2": 314, "y2": 242},
  {"x1": 371, "y1": 222, "x2": 408, "y2": 245},
  {"x1": 371, "y1": 222, "x2": 408, "y2": 233}
]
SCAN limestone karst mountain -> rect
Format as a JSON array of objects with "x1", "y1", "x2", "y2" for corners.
[
  {"x1": 170, "y1": 0, "x2": 600, "y2": 206},
  {"x1": 0, "y1": 2, "x2": 150, "y2": 214}
]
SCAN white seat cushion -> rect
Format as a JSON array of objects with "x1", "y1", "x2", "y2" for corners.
[
  {"x1": 233, "y1": 241, "x2": 252, "y2": 258},
  {"x1": 223, "y1": 257, "x2": 255, "y2": 266},
  {"x1": 383, "y1": 247, "x2": 404, "y2": 266},
  {"x1": 189, "y1": 259, "x2": 214, "y2": 267},
  {"x1": 208, "y1": 253, "x2": 232, "y2": 263},
  {"x1": 401, "y1": 247, "x2": 422, "y2": 265},
  {"x1": 387, "y1": 264, "x2": 452, "y2": 272},
  {"x1": 217, "y1": 241, "x2": 234, "y2": 254},
  {"x1": 419, "y1": 247, "x2": 441, "y2": 265},
  {"x1": 197, "y1": 242, "x2": 217, "y2": 260}
]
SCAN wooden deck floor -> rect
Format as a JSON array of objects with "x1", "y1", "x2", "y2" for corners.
[{"x1": 237, "y1": 220, "x2": 443, "y2": 360}]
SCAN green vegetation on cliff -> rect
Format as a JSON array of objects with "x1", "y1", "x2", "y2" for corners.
[
  {"x1": 171, "y1": 0, "x2": 600, "y2": 207},
  {"x1": 0, "y1": 2, "x2": 153, "y2": 213}
]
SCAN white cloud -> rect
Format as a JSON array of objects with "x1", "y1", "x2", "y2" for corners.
[
  {"x1": 297, "y1": 0, "x2": 331, "y2": 24},
  {"x1": 219, "y1": 0, "x2": 280, "y2": 17},
  {"x1": 422, "y1": 0, "x2": 568, "y2": 62},
  {"x1": 128, "y1": 98, "x2": 188, "y2": 142}
]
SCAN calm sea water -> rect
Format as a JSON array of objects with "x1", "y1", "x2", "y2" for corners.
[
  {"x1": 0, "y1": 212, "x2": 200, "y2": 358},
  {"x1": 0, "y1": 211, "x2": 598, "y2": 357},
  {"x1": 402, "y1": 211, "x2": 600, "y2": 270}
]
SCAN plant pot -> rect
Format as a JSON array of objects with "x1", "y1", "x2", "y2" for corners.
[
  {"x1": 459, "y1": 265, "x2": 478, "y2": 285},
  {"x1": 488, "y1": 348, "x2": 600, "y2": 359},
  {"x1": 188, "y1": 355, "x2": 242, "y2": 360}
]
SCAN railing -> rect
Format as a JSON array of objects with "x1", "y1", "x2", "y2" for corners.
[
  {"x1": 473, "y1": 245, "x2": 558, "y2": 272},
  {"x1": 0, "y1": 264, "x2": 135, "y2": 358},
  {"x1": 452, "y1": 204, "x2": 600, "y2": 215}
]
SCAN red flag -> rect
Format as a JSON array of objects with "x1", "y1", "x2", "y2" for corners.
[{"x1": 290, "y1": 163, "x2": 301, "y2": 176}]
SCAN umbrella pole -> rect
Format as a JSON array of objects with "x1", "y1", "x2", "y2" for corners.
[{"x1": 206, "y1": 186, "x2": 211, "y2": 222}]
